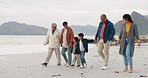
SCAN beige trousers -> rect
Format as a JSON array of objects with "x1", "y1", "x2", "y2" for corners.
[
  {"x1": 45, "y1": 48, "x2": 61, "y2": 64},
  {"x1": 72, "y1": 54, "x2": 80, "y2": 65},
  {"x1": 98, "y1": 39, "x2": 110, "y2": 66}
]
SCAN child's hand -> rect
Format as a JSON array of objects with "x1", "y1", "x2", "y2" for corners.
[{"x1": 94, "y1": 39, "x2": 97, "y2": 43}]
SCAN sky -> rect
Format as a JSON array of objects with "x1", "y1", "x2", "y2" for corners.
[{"x1": 0, "y1": 0, "x2": 148, "y2": 29}]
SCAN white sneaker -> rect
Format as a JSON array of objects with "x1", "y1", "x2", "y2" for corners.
[
  {"x1": 66, "y1": 64, "x2": 70, "y2": 67},
  {"x1": 84, "y1": 63, "x2": 87, "y2": 68},
  {"x1": 65, "y1": 62, "x2": 70, "y2": 67},
  {"x1": 101, "y1": 66, "x2": 108, "y2": 70},
  {"x1": 80, "y1": 65, "x2": 85, "y2": 69}
]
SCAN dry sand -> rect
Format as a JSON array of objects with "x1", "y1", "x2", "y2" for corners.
[{"x1": 0, "y1": 44, "x2": 148, "y2": 78}]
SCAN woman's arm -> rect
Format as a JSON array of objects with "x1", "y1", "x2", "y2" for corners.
[
  {"x1": 134, "y1": 24, "x2": 141, "y2": 47},
  {"x1": 117, "y1": 25, "x2": 123, "y2": 45},
  {"x1": 134, "y1": 24, "x2": 140, "y2": 40},
  {"x1": 119, "y1": 25, "x2": 123, "y2": 40}
]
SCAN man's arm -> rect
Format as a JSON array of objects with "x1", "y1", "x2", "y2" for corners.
[
  {"x1": 108, "y1": 23, "x2": 115, "y2": 41},
  {"x1": 44, "y1": 30, "x2": 50, "y2": 45},
  {"x1": 69, "y1": 28, "x2": 74, "y2": 47}
]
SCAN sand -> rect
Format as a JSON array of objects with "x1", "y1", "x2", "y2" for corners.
[{"x1": 0, "y1": 44, "x2": 148, "y2": 78}]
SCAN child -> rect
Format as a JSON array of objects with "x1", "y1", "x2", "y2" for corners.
[
  {"x1": 76, "y1": 33, "x2": 88, "y2": 69},
  {"x1": 71, "y1": 37, "x2": 81, "y2": 67}
]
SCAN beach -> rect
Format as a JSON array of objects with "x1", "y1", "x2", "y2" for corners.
[{"x1": 0, "y1": 43, "x2": 148, "y2": 78}]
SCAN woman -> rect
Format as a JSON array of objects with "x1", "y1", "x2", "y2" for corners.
[{"x1": 117, "y1": 14, "x2": 141, "y2": 73}]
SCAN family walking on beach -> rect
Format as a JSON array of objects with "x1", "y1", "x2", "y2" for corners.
[{"x1": 41, "y1": 13, "x2": 141, "y2": 73}]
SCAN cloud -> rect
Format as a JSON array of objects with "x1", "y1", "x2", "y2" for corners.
[{"x1": 0, "y1": 0, "x2": 148, "y2": 28}]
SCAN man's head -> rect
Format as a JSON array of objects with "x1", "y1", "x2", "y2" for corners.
[
  {"x1": 78, "y1": 33, "x2": 84, "y2": 40},
  {"x1": 51, "y1": 23, "x2": 57, "y2": 31},
  {"x1": 100, "y1": 14, "x2": 107, "y2": 23},
  {"x1": 62, "y1": 21, "x2": 68, "y2": 28}
]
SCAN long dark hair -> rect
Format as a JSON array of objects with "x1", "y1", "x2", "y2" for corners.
[{"x1": 123, "y1": 14, "x2": 133, "y2": 23}]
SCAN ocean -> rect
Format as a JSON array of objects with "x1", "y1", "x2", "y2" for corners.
[{"x1": 0, "y1": 35, "x2": 95, "y2": 55}]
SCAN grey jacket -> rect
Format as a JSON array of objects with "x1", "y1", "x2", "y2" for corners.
[{"x1": 119, "y1": 23, "x2": 140, "y2": 57}]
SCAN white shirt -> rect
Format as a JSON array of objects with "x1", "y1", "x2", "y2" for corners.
[
  {"x1": 62, "y1": 28, "x2": 68, "y2": 48},
  {"x1": 79, "y1": 40, "x2": 85, "y2": 51}
]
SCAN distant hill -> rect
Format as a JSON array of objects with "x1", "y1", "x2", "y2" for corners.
[
  {"x1": 1, "y1": 12, "x2": 148, "y2": 36},
  {"x1": 115, "y1": 11, "x2": 148, "y2": 35},
  {"x1": 0, "y1": 21, "x2": 98, "y2": 36},
  {"x1": 0, "y1": 21, "x2": 48, "y2": 35},
  {"x1": 145, "y1": 15, "x2": 148, "y2": 19},
  {"x1": 71, "y1": 25, "x2": 98, "y2": 36}
]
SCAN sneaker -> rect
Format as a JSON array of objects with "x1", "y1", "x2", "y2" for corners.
[
  {"x1": 64, "y1": 62, "x2": 68, "y2": 66},
  {"x1": 41, "y1": 63, "x2": 47, "y2": 67},
  {"x1": 57, "y1": 63, "x2": 61, "y2": 66},
  {"x1": 123, "y1": 67, "x2": 128, "y2": 72},
  {"x1": 129, "y1": 67, "x2": 133, "y2": 73},
  {"x1": 71, "y1": 64, "x2": 75, "y2": 66},
  {"x1": 66, "y1": 63, "x2": 70, "y2": 67},
  {"x1": 80, "y1": 65, "x2": 85, "y2": 69},
  {"x1": 101, "y1": 66, "x2": 108, "y2": 70},
  {"x1": 77, "y1": 65, "x2": 80, "y2": 67},
  {"x1": 84, "y1": 63, "x2": 87, "y2": 68}
]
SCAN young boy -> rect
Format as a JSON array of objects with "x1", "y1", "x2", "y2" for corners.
[
  {"x1": 71, "y1": 37, "x2": 80, "y2": 67},
  {"x1": 76, "y1": 33, "x2": 88, "y2": 69}
]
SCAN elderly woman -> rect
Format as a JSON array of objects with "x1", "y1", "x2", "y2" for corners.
[{"x1": 117, "y1": 14, "x2": 141, "y2": 73}]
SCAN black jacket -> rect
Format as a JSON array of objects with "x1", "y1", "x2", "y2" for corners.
[{"x1": 75, "y1": 39, "x2": 88, "y2": 54}]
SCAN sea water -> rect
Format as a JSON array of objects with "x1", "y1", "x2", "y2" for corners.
[{"x1": 0, "y1": 35, "x2": 95, "y2": 55}]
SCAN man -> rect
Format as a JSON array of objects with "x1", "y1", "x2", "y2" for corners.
[
  {"x1": 94, "y1": 14, "x2": 115, "y2": 70},
  {"x1": 60, "y1": 21, "x2": 74, "y2": 67},
  {"x1": 41, "y1": 23, "x2": 61, "y2": 67}
]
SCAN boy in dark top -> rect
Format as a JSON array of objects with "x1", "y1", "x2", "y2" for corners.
[
  {"x1": 75, "y1": 33, "x2": 88, "y2": 69},
  {"x1": 71, "y1": 37, "x2": 80, "y2": 67}
]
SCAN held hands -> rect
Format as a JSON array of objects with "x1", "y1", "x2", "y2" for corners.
[
  {"x1": 94, "y1": 39, "x2": 97, "y2": 44},
  {"x1": 137, "y1": 40, "x2": 141, "y2": 47},
  {"x1": 138, "y1": 42, "x2": 141, "y2": 47},
  {"x1": 117, "y1": 40, "x2": 120, "y2": 45}
]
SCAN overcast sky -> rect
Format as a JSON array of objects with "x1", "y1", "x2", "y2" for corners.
[{"x1": 0, "y1": 0, "x2": 148, "y2": 29}]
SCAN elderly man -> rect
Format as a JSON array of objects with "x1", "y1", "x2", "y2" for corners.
[
  {"x1": 94, "y1": 14, "x2": 115, "y2": 70},
  {"x1": 41, "y1": 23, "x2": 61, "y2": 67}
]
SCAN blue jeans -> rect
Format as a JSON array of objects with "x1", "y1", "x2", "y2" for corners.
[
  {"x1": 80, "y1": 51, "x2": 86, "y2": 66},
  {"x1": 61, "y1": 47, "x2": 72, "y2": 65},
  {"x1": 123, "y1": 37, "x2": 133, "y2": 66}
]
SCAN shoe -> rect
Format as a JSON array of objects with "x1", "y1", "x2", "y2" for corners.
[
  {"x1": 66, "y1": 63, "x2": 70, "y2": 67},
  {"x1": 123, "y1": 67, "x2": 128, "y2": 72},
  {"x1": 129, "y1": 67, "x2": 133, "y2": 73},
  {"x1": 41, "y1": 63, "x2": 47, "y2": 67},
  {"x1": 71, "y1": 64, "x2": 75, "y2": 66},
  {"x1": 84, "y1": 63, "x2": 87, "y2": 68},
  {"x1": 77, "y1": 65, "x2": 80, "y2": 67},
  {"x1": 80, "y1": 65, "x2": 85, "y2": 69},
  {"x1": 101, "y1": 66, "x2": 108, "y2": 70},
  {"x1": 57, "y1": 63, "x2": 61, "y2": 66},
  {"x1": 64, "y1": 61, "x2": 68, "y2": 66}
]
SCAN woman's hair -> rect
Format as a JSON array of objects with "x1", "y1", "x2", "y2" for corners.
[
  {"x1": 123, "y1": 14, "x2": 133, "y2": 23},
  {"x1": 74, "y1": 37, "x2": 78, "y2": 42}
]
